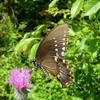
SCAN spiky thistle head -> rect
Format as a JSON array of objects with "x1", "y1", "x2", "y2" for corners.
[{"x1": 9, "y1": 67, "x2": 32, "y2": 100}]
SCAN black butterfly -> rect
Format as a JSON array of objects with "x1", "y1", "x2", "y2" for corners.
[{"x1": 32, "y1": 23, "x2": 73, "y2": 86}]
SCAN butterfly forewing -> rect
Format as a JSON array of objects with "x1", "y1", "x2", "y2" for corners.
[
  {"x1": 36, "y1": 23, "x2": 68, "y2": 61},
  {"x1": 35, "y1": 23, "x2": 73, "y2": 86}
]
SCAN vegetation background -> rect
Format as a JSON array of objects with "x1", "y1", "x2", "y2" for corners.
[{"x1": 0, "y1": 0, "x2": 100, "y2": 100}]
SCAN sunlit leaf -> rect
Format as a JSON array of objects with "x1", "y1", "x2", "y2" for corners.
[
  {"x1": 69, "y1": 28, "x2": 75, "y2": 36},
  {"x1": 49, "y1": 0, "x2": 59, "y2": 8},
  {"x1": 84, "y1": 0, "x2": 100, "y2": 16},
  {"x1": 18, "y1": 22, "x2": 27, "y2": 30},
  {"x1": 71, "y1": 96, "x2": 83, "y2": 100},
  {"x1": 15, "y1": 38, "x2": 34, "y2": 54},
  {"x1": 32, "y1": 25, "x2": 45, "y2": 37},
  {"x1": 29, "y1": 42, "x2": 40, "y2": 60},
  {"x1": 71, "y1": 0, "x2": 84, "y2": 18},
  {"x1": 80, "y1": 38, "x2": 87, "y2": 50},
  {"x1": 23, "y1": 38, "x2": 36, "y2": 55}
]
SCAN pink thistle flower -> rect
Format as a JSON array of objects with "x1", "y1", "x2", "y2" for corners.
[
  {"x1": 9, "y1": 68, "x2": 32, "y2": 89},
  {"x1": 9, "y1": 68, "x2": 32, "y2": 100}
]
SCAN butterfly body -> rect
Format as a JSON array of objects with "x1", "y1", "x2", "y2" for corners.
[{"x1": 33, "y1": 23, "x2": 73, "y2": 86}]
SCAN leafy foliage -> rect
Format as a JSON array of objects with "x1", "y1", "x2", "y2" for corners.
[
  {"x1": 84, "y1": 0, "x2": 100, "y2": 16},
  {"x1": 71, "y1": 0, "x2": 84, "y2": 18},
  {"x1": 0, "y1": 0, "x2": 100, "y2": 100}
]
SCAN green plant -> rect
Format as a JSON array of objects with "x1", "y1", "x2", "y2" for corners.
[{"x1": 0, "y1": 0, "x2": 100, "y2": 100}]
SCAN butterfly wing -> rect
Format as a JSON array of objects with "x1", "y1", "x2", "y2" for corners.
[
  {"x1": 40, "y1": 56, "x2": 73, "y2": 86},
  {"x1": 35, "y1": 23, "x2": 73, "y2": 86},
  {"x1": 36, "y1": 23, "x2": 68, "y2": 61}
]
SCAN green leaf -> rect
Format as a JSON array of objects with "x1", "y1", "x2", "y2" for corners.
[
  {"x1": 69, "y1": 28, "x2": 75, "y2": 36},
  {"x1": 29, "y1": 42, "x2": 40, "y2": 60},
  {"x1": 23, "y1": 38, "x2": 36, "y2": 55},
  {"x1": 71, "y1": 96, "x2": 83, "y2": 100},
  {"x1": 0, "y1": 3, "x2": 3, "y2": 11},
  {"x1": 80, "y1": 38, "x2": 87, "y2": 50},
  {"x1": 84, "y1": 0, "x2": 100, "y2": 16},
  {"x1": 71, "y1": 0, "x2": 84, "y2": 18},
  {"x1": 14, "y1": 34, "x2": 30, "y2": 54},
  {"x1": 18, "y1": 22, "x2": 27, "y2": 30},
  {"x1": 32, "y1": 25, "x2": 45, "y2": 37},
  {"x1": 49, "y1": 0, "x2": 59, "y2": 8},
  {"x1": 15, "y1": 38, "x2": 34, "y2": 54}
]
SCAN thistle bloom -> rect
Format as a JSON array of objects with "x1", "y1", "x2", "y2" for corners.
[
  {"x1": 9, "y1": 68, "x2": 32, "y2": 100},
  {"x1": 9, "y1": 68, "x2": 32, "y2": 89}
]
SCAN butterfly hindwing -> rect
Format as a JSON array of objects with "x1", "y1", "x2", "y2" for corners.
[
  {"x1": 38, "y1": 56, "x2": 73, "y2": 86},
  {"x1": 54, "y1": 57, "x2": 73, "y2": 86}
]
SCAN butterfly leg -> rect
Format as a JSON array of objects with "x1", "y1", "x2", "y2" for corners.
[
  {"x1": 41, "y1": 67, "x2": 52, "y2": 82},
  {"x1": 31, "y1": 60, "x2": 41, "y2": 71},
  {"x1": 41, "y1": 66, "x2": 49, "y2": 77},
  {"x1": 40, "y1": 66, "x2": 50, "y2": 80}
]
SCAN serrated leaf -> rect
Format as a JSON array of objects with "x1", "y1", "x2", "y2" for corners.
[
  {"x1": 29, "y1": 42, "x2": 40, "y2": 60},
  {"x1": 49, "y1": 0, "x2": 59, "y2": 8},
  {"x1": 84, "y1": 0, "x2": 100, "y2": 16},
  {"x1": 71, "y1": 0, "x2": 84, "y2": 18}
]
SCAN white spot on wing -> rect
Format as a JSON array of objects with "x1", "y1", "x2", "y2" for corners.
[
  {"x1": 55, "y1": 48, "x2": 58, "y2": 51},
  {"x1": 62, "y1": 47, "x2": 66, "y2": 51},
  {"x1": 62, "y1": 42, "x2": 66, "y2": 45},
  {"x1": 61, "y1": 52, "x2": 65, "y2": 56},
  {"x1": 55, "y1": 44, "x2": 57, "y2": 47},
  {"x1": 64, "y1": 34, "x2": 66, "y2": 37},
  {"x1": 56, "y1": 52, "x2": 59, "y2": 56}
]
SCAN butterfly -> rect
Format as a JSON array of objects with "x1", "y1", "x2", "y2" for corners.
[{"x1": 32, "y1": 23, "x2": 73, "y2": 86}]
